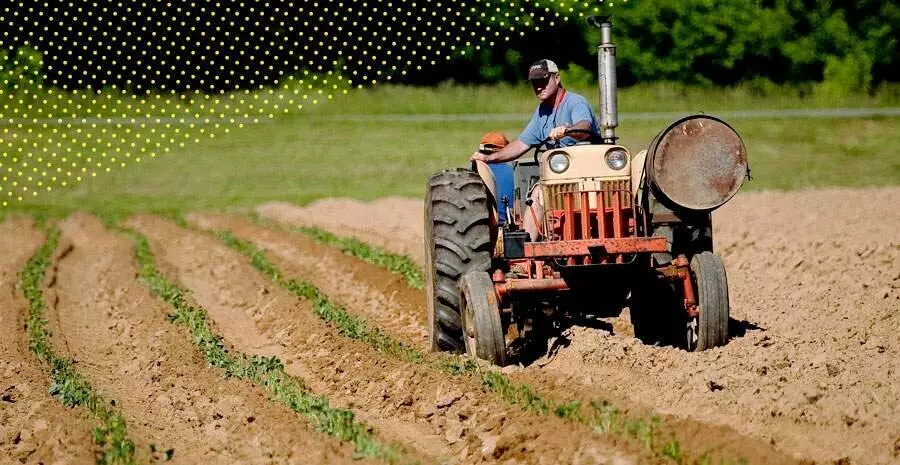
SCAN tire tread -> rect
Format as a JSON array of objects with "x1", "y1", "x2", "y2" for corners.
[{"x1": 424, "y1": 169, "x2": 493, "y2": 353}]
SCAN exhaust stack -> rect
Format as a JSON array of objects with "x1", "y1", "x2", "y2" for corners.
[{"x1": 597, "y1": 19, "x2": 618, "y2": 143}]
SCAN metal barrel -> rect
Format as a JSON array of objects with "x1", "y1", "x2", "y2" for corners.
[{"x1": 645, "y1": 115, "x2": 748, "y2": 211}]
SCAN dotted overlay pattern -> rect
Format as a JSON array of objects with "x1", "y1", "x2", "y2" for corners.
[{"x1": 1, "y1": 0, "x2": 607, "y2": 206}]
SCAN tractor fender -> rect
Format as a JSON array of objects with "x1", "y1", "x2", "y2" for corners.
[{"x1": 473, "y1": 160, "x2": 500, "y2": 225}]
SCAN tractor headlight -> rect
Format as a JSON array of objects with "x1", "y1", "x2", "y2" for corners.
[
  {"x1": 605, "y1": 148, "x2": 628, "y2": 170},
  {"x1": 548, "y1": 152, "x2": 570, "y2": 174}
]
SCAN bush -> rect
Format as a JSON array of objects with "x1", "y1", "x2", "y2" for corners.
[
  {"x1": 562, "y1": 63, "x2": 596, "y2": 90},
  {"x1": 0, "y1": 46, "x2": 44, "y2": 94},
  {"x1": 820, "y1": 52, "x2": 874, "y2": 94}
]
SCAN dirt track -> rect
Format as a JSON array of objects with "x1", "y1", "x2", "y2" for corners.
[{"x1": 257, "y1": 186, "x2": 900, "y2": 465}]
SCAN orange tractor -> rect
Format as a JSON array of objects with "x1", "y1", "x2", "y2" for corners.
[{"x1": 424, "y1": 19, "x2": 749, "y2": 365}]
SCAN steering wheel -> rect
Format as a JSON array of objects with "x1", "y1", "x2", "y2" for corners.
[{"x1": 533, "y1": 128, "x2": 597, "y2": 164}]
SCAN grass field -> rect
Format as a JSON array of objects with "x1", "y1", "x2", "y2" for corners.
[{"x1": 4, "y1": 83, "x2": 899, "y2": 218}]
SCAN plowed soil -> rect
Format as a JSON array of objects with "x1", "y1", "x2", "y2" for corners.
[
  {"x1": 0, "y1": 218, "x2": 96, "y2": 465},
  {"x1": 257, "y1": 186, "x2": 900, "y2": 465},
  {"x1": 152, "y1": 213, "x2": 660, "y2": 464},
  {"x1": 3, "y1": 186, "x2": 896, "y2": 463},
  {"x1": 46, "y1": 213, "x2": 366, "y2": 464}
]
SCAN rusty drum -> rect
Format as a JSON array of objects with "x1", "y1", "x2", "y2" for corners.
[{"x1": 646, "y1": 115, "x2": 748, "y2": 211}]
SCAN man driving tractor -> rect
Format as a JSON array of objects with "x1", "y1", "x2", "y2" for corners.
[
  {"x1": 426, "y1": 20, "x2": 746, "y2": 364},
  {"x1": 471, "y1": 59, "x2": 601, "y2": 240}
]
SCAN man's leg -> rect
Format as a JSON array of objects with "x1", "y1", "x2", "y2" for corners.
[{"x1": 522, "y1": 184, "x2": 544, "y2": 241}]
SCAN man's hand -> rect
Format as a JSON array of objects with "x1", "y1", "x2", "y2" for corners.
[
  {"x1": 549, "y1": 125, "x2": 569, "y2": 141},
  {"x1": 470, "y1": 151, "x2": 491, "y2": 163}
]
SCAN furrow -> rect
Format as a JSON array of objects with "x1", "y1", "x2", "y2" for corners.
[
  {"x1": 185, "y1": 212, "x2": 674, "y2": 464},
  {"x1": 0, "y1": 218, "x2": 98, "y2": 464},
  {"x1": 197, "y1": 213, "x2": 803, "y2": 465},
  {"x1": 125, "y1": 215, "x2": 437, "y2": 463},
  {"x1": 255, "y1": 190, "x2": 900, "y2": 465},
  {"x1": 14, "y1": 219, "x2": 137, "y2": 465},
  {"x1": 47, "y1": 213, "x2": 367, "y2": 464},
  {"x1": 121, "y1": 224, "x2": 408, "y2": 464}
]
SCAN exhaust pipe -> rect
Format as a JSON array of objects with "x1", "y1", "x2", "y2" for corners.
[{"x1": 597, "y1": 19, "x2": 618, "y2": 143}]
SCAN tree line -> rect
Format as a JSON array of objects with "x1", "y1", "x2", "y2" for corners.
[{"x1": 2, "y1": 0, "x2": 896, "y2": 94}]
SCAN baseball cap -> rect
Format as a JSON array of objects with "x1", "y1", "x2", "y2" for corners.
[
  {"x1": 528, "y1": 59, "x2": 559, "y2": 80},
  {"x1": 479, "y1": 131, "x2": 509, "y2": 153}
]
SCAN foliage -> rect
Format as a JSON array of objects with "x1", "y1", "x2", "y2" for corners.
[
  {"x1": 7, "y1": 1, "x2": 898, "y2": 92},
  {"x1": 534, "y1": 0, "x2": 896, "y2": 89},
  {"x1": 21, "y1": 228, "x2": 137, "y2": 465},
  {"x1": 0, "y1": 46, "x2": 43, "y2": 94}
]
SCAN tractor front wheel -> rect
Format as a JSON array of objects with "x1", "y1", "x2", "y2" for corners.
[
  {"x1": 687, "y1": 251, "x2": 730, "y2": 351},
  {"x1": 459, "y1": 271, "x2": 507, "y2": 366}
]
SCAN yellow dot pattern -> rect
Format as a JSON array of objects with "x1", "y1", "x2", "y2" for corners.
[{"x1": 1, "y1": 0, "x2": 609, "y2": 206}]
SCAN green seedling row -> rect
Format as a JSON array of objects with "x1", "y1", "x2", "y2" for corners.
[
  {"x1": 20, "y1": 228, "x2": 137, "y2": 465},
  {"x1": 212, "y1": 226, "x2": 749, "y2": 464},
  {"x1": 292, "y1": 226, "x2": 424, "y2": 289},
  {"x1": 123, "y1": 228, "x2": 409, "y2": 463}
]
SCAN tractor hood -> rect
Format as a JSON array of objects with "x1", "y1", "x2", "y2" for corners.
[{"x1": 539, "y1": 144, "x2": 632, "y2": 183}]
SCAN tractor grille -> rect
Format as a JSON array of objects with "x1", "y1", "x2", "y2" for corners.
[
  {"x1": 544, "y1": 183, "x2": 579, "y2": 211},
  {"x1": 600, "y1": 179, "x2": 633, "y2": 209},
  {"x1": 544, "y1": 180, "x2": 632, "y2": 211}
]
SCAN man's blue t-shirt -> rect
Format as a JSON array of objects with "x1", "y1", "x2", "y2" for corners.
[{"x1": 518, "y1": 90, "x2": 600, "y2": 148}]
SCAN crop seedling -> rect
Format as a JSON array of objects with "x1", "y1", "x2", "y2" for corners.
[
  {"x1": 251, "y1": 214, "x2": 424, "y2": 289},
  {"x1": 21, "y1": 227, "x2": 137, "y2": 465},
  {"x1": 122, "y1": 227, "x2": 408, "y2": 463},
  {"x1": 207, "y1": 222, "x2": 755, "y2": 465}
]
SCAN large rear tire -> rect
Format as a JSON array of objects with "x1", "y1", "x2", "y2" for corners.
[
  {"x1": 424, "y1": 169, "x2": 493, "y2": 353},
  {"x1": 459, "y1": 272, "x2": 507, "y2": 366},
  {"x1": 688, "y1": 252, "x2": 730, "y2": 351}
]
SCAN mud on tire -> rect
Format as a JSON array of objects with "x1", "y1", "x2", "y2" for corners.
[{"x1": 424, "y1": 169, "x2": 493, "y2": 353}]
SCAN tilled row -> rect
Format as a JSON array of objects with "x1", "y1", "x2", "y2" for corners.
[
  {"x1": 41, "y1": 214, "x2": 373, "y2": 464},
  {"x1": 188, "y1": 213, "x2": 799, "y2": 465},
  {"x1": 139, "y1": 213, "x2": 658, "y2": 464},
  {"x1": 0, "y1": 219, "x2": 97, "y2": 464},
  {"x1": 260, "y1": 191, "x2": 900, "y2": 465}
]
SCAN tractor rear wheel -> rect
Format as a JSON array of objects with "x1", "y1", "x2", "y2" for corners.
[
  {"x1": 424, "y1": 169, "x2": 493, "y2": 353},
  {"x1": 459, "y1": 271, "x2": 507, "y2": 366},
  {"x1": 687, "y1": 252, "x2": 730, "y2": 351}
]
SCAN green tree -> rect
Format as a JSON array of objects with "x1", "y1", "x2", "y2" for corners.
[{"x1": 0, "y1": 46, "x2": 44, "y2": 94}]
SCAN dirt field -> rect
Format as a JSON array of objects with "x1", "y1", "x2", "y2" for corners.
[
  {"x1": 0, "y1": 219, "x2": 96, "y2": 465},
  {"x1": 257, "y1": 186, "x2": 900, "y2": 465},
  {"x1": 1, "y1": 186, "x2": 896, "y2": 464}
]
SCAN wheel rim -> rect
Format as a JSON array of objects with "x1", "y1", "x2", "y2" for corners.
[
  {"x1": 462, "y1": 291, "x2": 478, "y2": 357},
  {"x1": 686, "y1": 316, "x2": 698, "y2": 351}
]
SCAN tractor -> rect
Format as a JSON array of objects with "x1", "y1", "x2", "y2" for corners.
[{"x1": 424, "y1": 19, "x2": 749, "y2": 365}]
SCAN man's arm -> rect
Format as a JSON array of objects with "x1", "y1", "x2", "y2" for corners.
[
  {"x1": 471, "y1": 139, "x2": 531, "y2": 163},
  {"x1": 549, "y1": 119, "x2": 592, "y2": 141}
]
